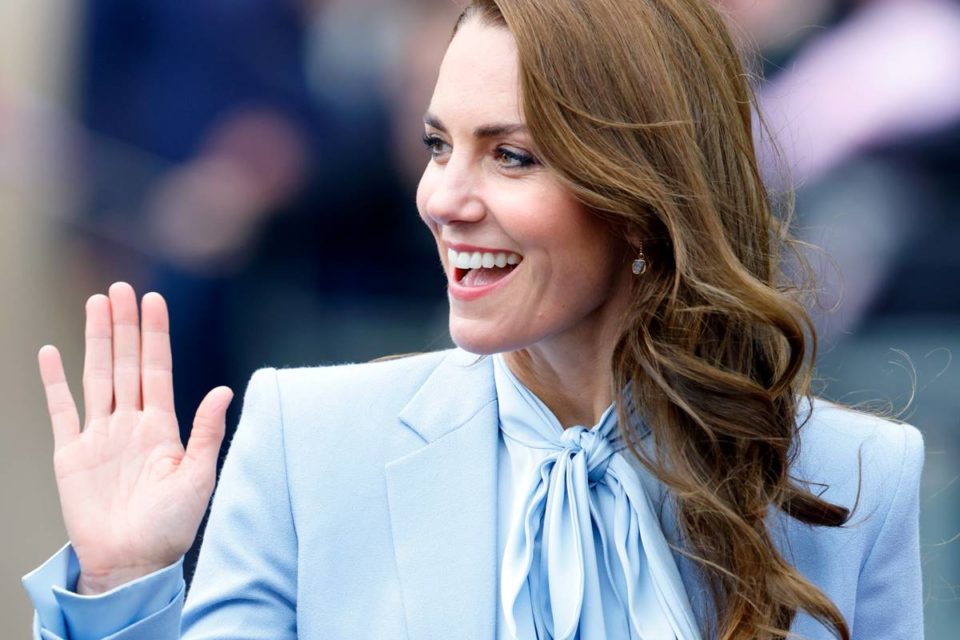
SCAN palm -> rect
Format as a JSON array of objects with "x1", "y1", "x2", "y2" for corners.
[
  {"x1": 56, "y1": 409, "x2": 198, "y2": 577},
  {"x1": 38, "y1": 283, "x2": 233, "y2": 590}
]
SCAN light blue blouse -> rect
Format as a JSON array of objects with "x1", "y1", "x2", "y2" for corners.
[{"x1": 492, "y1": 353, "x2": 701, "y2": 640}]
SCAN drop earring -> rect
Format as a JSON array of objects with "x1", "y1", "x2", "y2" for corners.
[{"x1": 631, "y1": 246, "x2": 648, "y2": 276}]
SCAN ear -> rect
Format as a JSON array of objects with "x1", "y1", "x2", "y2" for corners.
[{"x1": 625, "y1": 231, "x2": 643, "y2": 251}]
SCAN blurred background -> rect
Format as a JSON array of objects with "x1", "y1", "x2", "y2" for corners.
[{"x1": 1, "y1": 0, "x2": 957, "y2": 635}]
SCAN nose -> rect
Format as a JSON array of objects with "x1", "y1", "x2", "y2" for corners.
[{"x1": 420, "y1": 154, "x2": 487, "y2": 227}]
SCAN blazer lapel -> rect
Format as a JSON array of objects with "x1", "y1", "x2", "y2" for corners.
[{"x1": 386, "y1": 350, "x2": 500, "y2": 639}]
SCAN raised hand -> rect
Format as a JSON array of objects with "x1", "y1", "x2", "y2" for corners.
[{"x1": 38, "y1": 282, "x2": 233, "y2": 595}]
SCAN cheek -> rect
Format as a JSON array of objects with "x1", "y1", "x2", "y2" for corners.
[{"x1": 557, "y1": 213, "x2": 627, "y2": 290}]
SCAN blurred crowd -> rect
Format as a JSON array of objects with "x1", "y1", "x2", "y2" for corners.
[
  {"x1": 723, "y1": 0, "x2": 960, "y2": 342},
  {"x1": 3, "y1": 0, "x2": 959, "y2": 634}
]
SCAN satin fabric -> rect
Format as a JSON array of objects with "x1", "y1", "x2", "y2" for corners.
[{"x1": 493, "y1": 354, "x2": 702, "y2": 640}]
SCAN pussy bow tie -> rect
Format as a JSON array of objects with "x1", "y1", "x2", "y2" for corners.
[{"x1": 497, "y1": 359, "x2": 702, "y2": 640}]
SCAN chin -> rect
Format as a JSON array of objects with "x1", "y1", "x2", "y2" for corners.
[{"x1": 448, "y1": 315, "x2": 532, "y2": 356}]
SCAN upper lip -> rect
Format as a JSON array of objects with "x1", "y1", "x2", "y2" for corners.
[{"x1": 444, "y1": 241, "x2": 520, "y2": 255}]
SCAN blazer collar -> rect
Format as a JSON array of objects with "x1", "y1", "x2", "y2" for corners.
[
  {"x1": 397, "y1": 348, "x2": 496, "y2": 442},
  {"x1": 387, "y1": 349, "x2": 500, "y2": 640}
]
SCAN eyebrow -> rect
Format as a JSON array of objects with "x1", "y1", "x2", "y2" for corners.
[{"x1": 423, "y1": 112, "x2": 528, "y2": 139}]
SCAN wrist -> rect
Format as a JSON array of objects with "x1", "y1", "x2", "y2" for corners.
[{"x1": 76, "y1": 564, "x2": 169, "y2": 595}]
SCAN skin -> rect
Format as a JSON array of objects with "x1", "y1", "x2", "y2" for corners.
[
  {"x1": 417, "y1": 19, "x2": 635, "y2": 427},
  {"x1": 35, "y1": 17, "x2": 635, "y2": 596}
]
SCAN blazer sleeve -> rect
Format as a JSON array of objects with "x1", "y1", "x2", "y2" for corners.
[
  {"x1": 22, "y1": 367, "x2": 298, "y2": 640},
  {"x1": 851, "y1": 422, "x2": 925, "y2": 639}
]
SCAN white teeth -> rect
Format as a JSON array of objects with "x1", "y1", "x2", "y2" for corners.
[{"x1": 446, "y1": 248, "x2": 523, "y2": 271}]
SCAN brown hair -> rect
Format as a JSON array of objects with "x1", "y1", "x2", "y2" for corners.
[{"x1": 454, "y1": 1, "x2": 851, "y2": 638}]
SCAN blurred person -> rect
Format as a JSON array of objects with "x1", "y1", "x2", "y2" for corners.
[
  {"x1": 72, "y1": 0, "x2": 319, "y2": 429},
  {"x1": 73, "y1": 0, "x2": 317, "y2": 272},
  {"x1": 715, "y1": 0, "x2": 844, "y2": 71},
  {"x1": 24, "y1": 1, "x2": 925, "y2": 639},
  {"x1": 381, "y1": 1, "x2": 471, "y2": 188},
  {"x1": 720, "y1": 0, "x2": 960, "y2": 342}
]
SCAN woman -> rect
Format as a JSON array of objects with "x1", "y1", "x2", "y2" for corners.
[{"x1": 23, "y1": 1, "x2": 923, "y2": 638}]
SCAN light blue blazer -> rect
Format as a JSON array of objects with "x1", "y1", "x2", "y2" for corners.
[{"x1": 24, "y1": 348, "x2": 924, "y2": 639}]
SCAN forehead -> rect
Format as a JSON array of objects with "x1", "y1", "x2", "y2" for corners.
[{"x1": 428, "y1": 20, "x2": 522, "y2": 125}]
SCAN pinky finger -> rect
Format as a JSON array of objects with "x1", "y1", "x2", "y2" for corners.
[{"x1": 38, "y1": 345, "x2": 81, "y2": 451}]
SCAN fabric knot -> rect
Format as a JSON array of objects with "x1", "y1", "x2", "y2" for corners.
[
  {"x1": 493, "y1": 353, "x2": 702, "y2": 640},
  {"x1": 561, "y1": 426, "x2": 618, "y2": 484},
  {"x1": 559, "y1": 425, "x2": 586, "y2": 449}
]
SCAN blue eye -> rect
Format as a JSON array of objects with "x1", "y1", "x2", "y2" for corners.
[
  {"x1": 422, "y1": 134, "x2": 449, "y2": 158},
  {"x1": 496, "y1": 147, "x2": 539, "y2": 169}
]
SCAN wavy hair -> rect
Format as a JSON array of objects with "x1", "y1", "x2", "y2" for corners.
[{"x1": 454, "y1": 1, "x2": 852, "y2": 638}]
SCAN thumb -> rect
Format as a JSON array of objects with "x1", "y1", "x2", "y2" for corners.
[{"x1": 182, "y1": 386, "x2": 233, "y2": 483}]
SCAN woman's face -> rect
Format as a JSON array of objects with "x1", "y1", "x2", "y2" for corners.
[{"x1": 416, "y1": 19, "x2": 632, "y2": 356}]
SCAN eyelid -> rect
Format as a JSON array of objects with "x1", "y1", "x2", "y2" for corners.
[
  {"x1": 496, "y1": 145, "x2": 539, "y2": 169},
  {"x1": 422, "y1": 132, "x2": 538, "y2": 169},
  {"x1": 422, "y1": 133, "x2": 450, "y2": 156}
]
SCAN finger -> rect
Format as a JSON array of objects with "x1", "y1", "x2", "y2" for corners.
[
  {"x1": 109, "y1": 282, "x2": 142, "y2": 411},
  {"x1": 182, "y1": 387, "x2": 233, "y2": 486},
  {"x1": 82, "y1": 294, "x2": 113, "y2": 422},
  {"x1": 141, "y1": 292, "x2": 175, "y2": 414},
  {"x1": 38, "y1": 345, "x2": 81, "y2": 451}
]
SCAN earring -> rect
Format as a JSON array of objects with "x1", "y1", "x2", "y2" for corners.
[{"x1": 631, "y1": 247, "x2": 648, "y2": 276}]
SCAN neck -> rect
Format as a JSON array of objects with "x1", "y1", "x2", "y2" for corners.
[
  {"x1": 500, "y1": 248, "x2": 636, "y2": 428},
  {"x1": 502, "y1": 308, "x2": 626, "y2": 429}
]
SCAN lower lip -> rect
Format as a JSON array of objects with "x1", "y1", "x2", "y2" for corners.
[{"x1": 448, "y1": 264, "x2": 520, "y2": 302}]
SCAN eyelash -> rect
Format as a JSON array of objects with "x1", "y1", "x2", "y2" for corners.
[{"x1": 421, "y1": 134, "x2": 539, "y2": 170}]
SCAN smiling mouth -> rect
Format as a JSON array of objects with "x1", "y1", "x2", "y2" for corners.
[{"x1": 447, "y1": 248, "x2": 523, "y2": 287}]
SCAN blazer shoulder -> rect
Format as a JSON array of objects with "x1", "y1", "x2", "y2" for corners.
[
  {"x1": 257, "y1": 348, "x2": 478, "y2": 418},
  {"x1": 274, "y1": 347, "x2": 449, "y2": 382},
  {"x1": 796, "y1": 398, "x2": 924, "y2": 466},
  {"x1": 791, "y1": 398, "x2": 924, "y2": 521}
]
